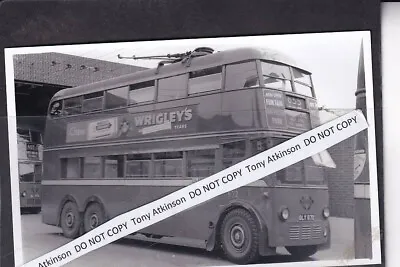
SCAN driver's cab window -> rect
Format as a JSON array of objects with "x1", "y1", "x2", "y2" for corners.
[
  {"x1": 49, "y1": 101, "x2": 62, "y2": 117},
  {"x1": 267, "y1": 138, "x2": 304, "y2": 185},
  {"x1": 222, "y1": 140, "x2": 246, "y2": 169},
  {"x1": 19, "y1": 163, "x2": 34, "y2": 182}
]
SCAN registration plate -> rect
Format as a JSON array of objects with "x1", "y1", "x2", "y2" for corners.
[{"x1": 298, "y1": 214, "x2": 315, "y2": 221}]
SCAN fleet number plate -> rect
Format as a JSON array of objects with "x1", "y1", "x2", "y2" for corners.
[{"x1": 298, "y1": 214, "x2": 315, "y2": 221}]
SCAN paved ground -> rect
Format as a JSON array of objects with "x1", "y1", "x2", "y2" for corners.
[{"x1": 19, "y1": 214, "x2": 354, "y2": 266}]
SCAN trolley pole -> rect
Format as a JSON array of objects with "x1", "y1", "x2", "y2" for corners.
[{"x1": 353, "y1": 41, "x2": 372, "y2": 259}]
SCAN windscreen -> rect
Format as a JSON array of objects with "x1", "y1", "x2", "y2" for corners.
[
  {"x1": 19, "y1": 163, "x2": 42, "y2": 183},
  {"x1": 260, "y1": 61, "x2": 315, "y2": 98}
]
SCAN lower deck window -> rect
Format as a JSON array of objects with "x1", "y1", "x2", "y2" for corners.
[
  {"x1": 104, "y1": 155, "x2": 124, "y2": 178},
  {"x1": 61, "y1": 158, "x2": 81, "y2": 179},
  {"x1": 83, "y1": 156, "x2": 102, "y2": 178},
  {"x1": 126, "y1": 154, "x2": 151, "y2": 178},
  {"x1": 154, "y1": 152, "x2": 183, "y2": 178},
  {"x1": 187, "y1": 149, "x2": 215, "y2": 177}
]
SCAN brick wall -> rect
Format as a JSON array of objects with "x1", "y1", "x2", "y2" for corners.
[{"x1": 326, "y1": 136, "x2": 355, "y2": 218}]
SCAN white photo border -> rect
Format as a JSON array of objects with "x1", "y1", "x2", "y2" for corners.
[{"x1": 4, "y1": 31, "x2": 381, "y2": 267}]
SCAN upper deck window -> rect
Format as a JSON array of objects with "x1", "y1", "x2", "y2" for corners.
[
  {"x1": 225, "y1": 61, "x2": 259, "y2": 90},
  {"x1": 64, "y1": 96, "x2": 82, "y2": 115},
  {"x1": 105, "y1": 86, "x2": 128, "y2": 109},
  {"x1": 82, "y1": 92, "x2": 104, "y2": 113},
  {"x1": 292, "y1": 68, "x2": 313, "y2": 97},
  {"x1": 261, "y1": 62, "x2": 292, "y2": 92},
  {"x1": 188, "y1": 66, "x2": 222, "y2": 94},
  {"x1": 158, "y1": 75, "x2": 187, "y2": 101},
  {"x1": 129, "y1": 81, "x2": 155, "y2": 105}
]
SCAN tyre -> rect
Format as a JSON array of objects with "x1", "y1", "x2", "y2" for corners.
[
  {"x1": 83, "y1": 203, "x2": 106, "y2": 233},
  {"x1": 60, "y1": 201, "x2": 82, "y2": 238},
  {"x1": 220, "y1": 208, "x2": 260, "y2": 264},
  {"x1": 286, "y1": 245, "x2": 318, "y2": 259}
]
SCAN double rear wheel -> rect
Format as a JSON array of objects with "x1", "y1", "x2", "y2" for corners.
[
  {"x1": 60, "y1": 201, "x2": 105, "y2": 238},
  {"x1": 83, "y1": 203, "x2": 106, "y2": 233}
]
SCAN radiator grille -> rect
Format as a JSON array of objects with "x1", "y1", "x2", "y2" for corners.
[{"x1": 289, "y1": 224, "x2": 322, "y2": 240}]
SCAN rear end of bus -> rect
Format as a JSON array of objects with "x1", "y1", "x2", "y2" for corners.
[
  {"x1": 19, "y1": 160, "x2": 42, "y2": 213},
  {"x1": 258, "y1": 60, "x2": 334, "y2": 257},
  {"x1": 18, "y1": 136, "x2": 43, "y2": 214}
]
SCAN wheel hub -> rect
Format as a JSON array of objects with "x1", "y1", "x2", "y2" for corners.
[
  {"x1": 65, "y1": 212, "x2": 74, "y2": 227},
  {"x1": 90, "y1": 214, "x2": 99, "y2": 229},
  {"x1": 230, "y1": 225, "x2": 245, "y2": 248}
]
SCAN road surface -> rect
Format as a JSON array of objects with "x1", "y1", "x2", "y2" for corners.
[{"x1": 19, "y1": 214, "x2": 354, "y2": 266}]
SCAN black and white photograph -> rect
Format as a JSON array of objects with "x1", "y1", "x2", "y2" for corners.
[{"x1": 4, "y1": 31, "x2": 381, "y2": 267}]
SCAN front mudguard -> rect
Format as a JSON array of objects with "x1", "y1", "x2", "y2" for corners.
[{"x1": 205, "y1": 200, "x2": 276, "y2": 256}]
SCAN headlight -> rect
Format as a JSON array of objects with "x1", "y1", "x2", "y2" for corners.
[
  {"x1": 279, "y1": 207, "x2": 290, "y2": 221},
  {"x1": 21, "y1": 191, "x2": 27, "y2": 197},
  {"x1": 323, "y1": 207, "x2": 330, "y2": 218},
  {"x1": 323, "y1": 226, "x2": 329, "y2": 237}
]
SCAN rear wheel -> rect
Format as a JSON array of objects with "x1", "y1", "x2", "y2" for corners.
[
  {"x1": 286, "y1": 245, "x2": 318, "y2": 258},
  {"x1": 60, "y1": 201, "x2": 82, "y2": 238},
  {"x1": 220, "y1": 209, "x2": 260, "y2": 264},
  {"x1": 83, "y1": 203, "x2": 106, "y2": 233}
]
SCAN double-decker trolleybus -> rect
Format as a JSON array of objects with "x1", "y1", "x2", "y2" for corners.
[
  {"x1": 42, "y1": 47, "x2": 335, "y2": 264},
  {"x1": 18, "y1": 126, "x2": 43, "y2": 213}
]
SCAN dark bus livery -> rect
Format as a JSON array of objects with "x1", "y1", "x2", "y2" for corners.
[{"x1": 41, "y1": 47, "x2": 334, "y2": 264}]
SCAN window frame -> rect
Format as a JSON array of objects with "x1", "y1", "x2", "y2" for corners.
[
  {"x1": 260, "y1": 61, "x2": 293, "y2": 92},
  {"x1": 225, "y1": 60, "x2": 260, "y2": 91},
  {"x1": 128, "y1": 80, "x2": 156, "y2": 106},
  {"x1": 104, "y1": 86, "x2": 129, "y2": 110},
  {"x1": 125, "y1": 153, "x2": 152, "y2": 179},
  {"x1": 82, "y1": 156, "x2": 104, "y2": 179},
  {"x1": 188, "y1": 66, "x2": 223, "y2": 95},
  {"x1": 290, "y1": 67, "x2": 315, "y2": 98},
  {"x1": 157, "y1": 74, "x2": 189, "y2": 102},
  {"x1": 153, "y1": 151, "x2": 184, "y2": 179},
  {"x1": 63, "y1": 96, "x2": 83, "y2": 116},
  {"x1": 186, "y1": 149, "x2": 217, "y2": 179},
  {"x1": 82, "y1": 91, "x2": 105, "y2": 113},
  {"x1": 104, "y1": 155, "x2": 125, "y2": 178},
  {"x1": 61, "y1": 157, "x2": 82, "y2": 179}
]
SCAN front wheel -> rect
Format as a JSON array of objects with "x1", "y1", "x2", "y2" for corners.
[
  {"x1": 83, "y1": 203, "x2": 106, "y2": 233},
  {"x1": 286, "y1": 245, "x2": 318, "y2": 259},
  {"x1": 60, "y1": 201, "x2": 82, "y2": 238},
  {"x1": 220, "y1": 208, "x2": 260, "y2": 264}
]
